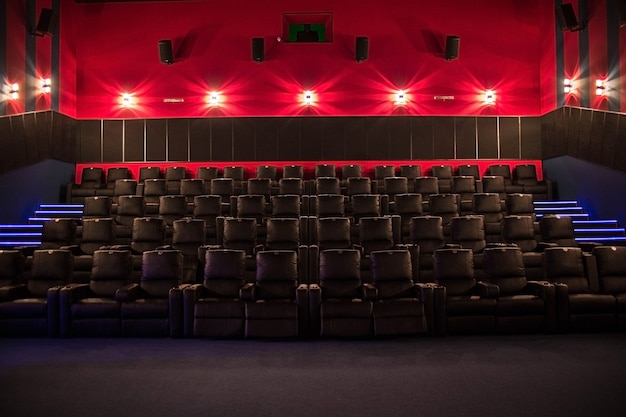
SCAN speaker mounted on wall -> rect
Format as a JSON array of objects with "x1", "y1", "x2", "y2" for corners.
[
  {"x1": 34, "y1": 8, "x2": 57, "y2": 37},
  {"x1": 158, "y1": 40, "x2": 174, "y2": 65},
  {"x1": 444, "y1": 35, "x2": 460, "y2": 61},
  {"x1": 252, "y1": 38, "x2": 265, "y2": 63},
  {"x1": 556, "y1": 3, "x2": 584, "y2": 32},
  {"x1": 355, "y1": 36, "x2": 369, "y2": 63},
  {"x1": 617, "y1": 0, "x2": 626, "y2": 28}
]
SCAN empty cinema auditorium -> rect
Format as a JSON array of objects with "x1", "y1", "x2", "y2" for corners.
[{"x1": 1, "y1": 1, "x2": 626, "y2": 416}]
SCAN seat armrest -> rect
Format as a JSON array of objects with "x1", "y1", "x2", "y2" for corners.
[
  {"x1": 0, "y1": 284, "x2": 29, "y2": 301},
  {"x1": 182, "y1": 284, "x2": 205, "y2": 337},
  {"x1": 579, "y1": 241, "x2": 602, "y2": 253},
  {"x1": 362, "y1": 283, "x2": 378, "y2": 300},
  {"x1": 60, "y1": 244, "x2": 82, "y2": 256},
  {"x1": 527, "y1": 280, "x2": 557, "y2": 332},
  {"x1": 526, "y1": 280, "x2": 555, "y2": 299},
  {"x1": 169, "y1": 283, "x2": 192, "y2": 338},
  {"x1": 416, "y1": 283, "x2": 439, "y2": 336},
  {"x1": 536, "y1": 241, "x2": 558, "y2": 251},
  {"x1": 115, "y1": 283, "x2": 141, "y2": 301},
  {"x1": 308, "y1": 284, "x2": 321, "y2": 338},
  {"x1": 476, "y1": 281, "x2": 499, "y2": 298},
  {"x1": 239, "y1": 283, "x2": 256, "y2": 300},
  {"x1": 60, "y1": 283, "x2": 91, "y2": 303},
  {"x1": 296, "y1": 283, "x2": 309, "y2": 304}
]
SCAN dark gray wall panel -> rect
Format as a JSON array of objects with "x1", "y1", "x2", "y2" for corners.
[
  {"x1": 300, "y1": 117, "x2": 323, "y2": 161},
  {"x1": 35, "y1": 111, "x2": 51, "y2": 160},
  {"x1": 566, "y1": 107, "x2": 582, "y2": 156},
  {"x1": 214, "y1": 118, "x2": 236, "y2": 161},
  {"x1": 600, "y1": 112, "x2": 619, "y2": 170},
  {"x1": 477, "y1": 118, "x2": 498, "y2": 159},
  {"x1": 146, "y1": 119, "x2": 167, "y2": 161},
  {"x1": 455, "y1": 117, "x2": 477, "y2": 159},
  {"x1": 615, "y1": 115, "x2": 626, "y2": 173},
  {"x1": 433, "y1": 117, "x2": 454, "y2": 159},
  {"x1": 0, "y1": 117, "x2": 11, "y2": 172},
  {"x1": 277, "y1": 118, "x2": 300, "y2": 160},
  {"x1": 499, "y1": 117, "x2": 520, "y2": 159},
  {"x1": 124, "y1": 119, "x2": 145, "y2": 162},
  {"x1": 255, "y1": 118, "x2": 278, "y2": 161},
  {"x1": 321, "y1": 118, "x2": 345, "y2": 160},
  {"x1": 520, "y1": 117, "x2": 541, "y2": 159},
  {"x1": 189, "y1": 118, "x2": 211, "y2": 161},
  {"x1": 411, "y1": 117, "x2": 434, "y2": 159},
  {"x1": 102, "y1": 120, "x2": 123, "y2": 162},
  {"x1": 576, "y1": 109, "x2": 593, "y2": 160},
  {"x1": 366, "y1": 117, "x2": 390, "y2": 160},
  {"x1": 345, "y1": 117, "x2": 368, "y2": 160},
  {"x1": 23, "y1": 113, "x2": 40, "y2": 164},
  {"x1": 168, "y1": 118, "x2": 189, "y2": 161},
  {"x1": 588, "y1": 111, "x2": 606, "y2": 166},
  {"x1": 388, "y1": 117, "x2": 411, "y2": 160},
  {"x1": 79, "y1": 120, "x2": 101, "y2": 162}
]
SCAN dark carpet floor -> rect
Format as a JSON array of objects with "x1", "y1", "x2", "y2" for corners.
[{"x1": 1, "y1": 333, "x2": 625, "y2": 417}]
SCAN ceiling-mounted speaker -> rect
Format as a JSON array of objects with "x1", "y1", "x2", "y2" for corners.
[
  {"x1": 158, "y1": 40, "x2": 174, "y2": 65},
  {"x1": 252, "y1": 37, "x2": 264, "y2": 62},
  {"x1": 556, "y1": 3, "x2": 580, "y2": 31},
  {"x1": 34, "y1": 8, "x2": 57, "y2": 37},
  {"x1": 445, "y1": 35, "x2": 460, "y2": 60},
  {"x1": 617, "y1": 0, "x2": 626, "y2": 28},
  {"x1": 355, "y1": 36, "x2": 369, "y2": 63}
]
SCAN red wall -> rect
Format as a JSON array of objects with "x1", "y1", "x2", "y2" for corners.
[{"x1": 61, "y1": 0, "x2": 552, "y2": 119}]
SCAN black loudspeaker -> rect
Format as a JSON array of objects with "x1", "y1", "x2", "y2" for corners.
[
  {"x1": 252, "y1": 38, "x2": 264, "y2": 62},
  {"x1": 617, "y1": 0, "x2": 626, "y2": 28},
  {"x1": 34, "y1": 8, "x2": 56, "y2": 37},
  {"x1": 556, "y1": 3, "x2": 579, "y2": 31},
  {"x1": 445, "y1": 35, "x2": 460, "y2": 61},
  {"x1": 158, "y1": 40, "x2": 174, "y2": 65},
  {"x1": 355, "y1": 36, "x2": 369, "y2": 63}
]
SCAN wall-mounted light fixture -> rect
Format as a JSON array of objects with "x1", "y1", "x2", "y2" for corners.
[
  {"x1": 563, "y1": 78, "x2": 574, "y2": 94},
  {"x1": 595, "y1": 79, "x2": 606, "y2": 96},
  {"x1": 9, "y1": 83, "x2": 19, "y2": 100},
  {"x1": 302, "y1": 90, "x2": 315, "y2": 105},
  {"x1": 394, "y1": 90, "x2": 408, "y2": 105},
  {"x1": 483, "y1": 90, "x2": 496, "y2": 105},
  {"x1": 40, "y1": 78, "x2": 51, "y2": 94},
  {"x1": 121, "y1": 93, "x2": 134, "y2": 108},
  {"x1": 208, "y1": 91, "x2": 220, "y2": 106}
]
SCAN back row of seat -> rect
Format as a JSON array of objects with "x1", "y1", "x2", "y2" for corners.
[
  {"x1": 67, "y1": 163, "x2": 552, "y2": 203},
  {"x1": 1, "y1": 244, "x2": 624, "y2": 339}
]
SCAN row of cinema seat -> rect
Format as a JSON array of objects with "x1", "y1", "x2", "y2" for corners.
[
  {"x1": 1, "y1": 243, "x2": 624, "y2": 338},
  {"x1": 67, "y1": 162, "x2": 552, "y2": 204}
]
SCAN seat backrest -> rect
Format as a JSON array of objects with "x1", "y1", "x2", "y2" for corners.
[
  {"x1": 180, "y1": 179, "x2": 205, "y2": 199},
  {"x1": 236, "y1": 194, "x2": 266, "y2": 223},
  {"x1": 506, "y1": 193, "x2": 535, "y2": 217},
  {"x1": 193, "y1": 195, "x2": 222, "y2": 218},
  {"x1": 159, "y1": 195, "x2": 188, "y2": 220},
  {"x1": 115, "y1": 195, "x2": 146, "y2": 224},
  {"x1": 473, "y1": 193, "x2": 502, "y2": 214},
  {"x1": 0, "y1": 250, "x2": 25, "y2": 287},
  {"x1": 223, "y1": 166, "x2": 245, "y2": 181},
  {"x1": 140, "y1": 250, "x2": 183, "y2": 297},
  {"x1": 513, "y1": 164, "x2": 539, "y2": 183},
  {"x1": 265, "y1": 218, "x2": 300, "y2": 250},
  {"x1": 433, "y1": 248, "x2": 476, "y2": 296},
  {"x1": 203, "y1": 249, "x2": 246, "y2": 297},
  {"x1": 279, "y1": 178, "x2": 304, "y2": 195},
  {"x1": 131, "y1": 217, "x2": 166, "y2": 253},
  {"x1": 409, "y1": 216, "x2": 444, "y2": 252},
  {"x1": 539, "y1": 215, "x2": 576, "y2": 246},
  {"x1": 452, "y1": 176, "x2": 476, "y2": 194},
  {"x1": 359, "y1": 216, "x2": 394, "y2": 254},
  {"x1": 246, "y1": 178, "x2": 272, "y2": 196},
  {"x1": 488, "y1": 164, "x2": 512, "y2": 180},
  {"x1": 431, "y1": 164, "x2": 453, "y2": 180},
  {"x1": 400, "y1": 165, "x2": 421, "y2": 180},
  {"x1": 271, "y1": 194, "x2": 301, "y2": 218},
  {"x1": 543, "y1": 247, "x2": 590, "y2": 294},
  {"x1": 90, "y1": 249, "x2": 133, "y2": 297},
  {"x1": 197, "y1": 166, "x2": 219, "y2": 181},
  {"x1": 318, "y1": 249, "x2": 362, "y2": 299},
  {"x1": 316, "y1": 217, "x2": 351, "y2": 250},
  {"x1": 80, "y1": 218, "x2": 116, "y2": 254},
  {"x1": 83, "y1": 196, "x2": 112, "y2": 218},
  {"x1": 165, "y1": 166, "x2": 187, "y2": 182},
  {"x1": 501, "y1": 215, "x2": 537, "y2": 252},
  {"x1": 106, "y1": 167, "x2": 131, "y2": 188},
  {"x1": 29, "y1": 249, "x2": 74, "y2": 296},
  {"x1": 222, "y1": 217, "x2": 257, "y2": 254},
  {"x1": 414, "y1": 176, "x2": 439, "y2": 195},
  {"x1": 341, "y1": 164, "x2": 362, "y2": 181},
  {"x1": 481, "y1": 175, "x2": 506, "y2": 194},
  {"x1": 450, "y1": 215, "x2": 486, "y2": 253},
  {"x1": 80, "y1": 167, "x2": 104, "y2": 188},
  {"x1": 41, "y1": 218, "x2": 77, "y2": 249},
  {"x1": 351, "y1": 194, "x2": 381, "y2": 219},
  {"x1": 315, "y1": 164, "x2": 336, "y2": 178},
  {"x1": 457, "y1": 164, "x2": 480, "y2": 179},
  {"x1": 394, "y1": 193, "x2": 423, "y2": 215},
  {"x1": 483, "y1": 246, "x2": 527, "y2": 295},
  {"x1": 315, "y1": 193, "x2": 345, "y2": 217},
  {"x1": 255, "y1": 250, "x2": 298, "y2": 299},
  {"x1": 315, "y1": 177, "x2": 341, "y2": 194},
  {"x1": 593, "y1": 246, "x2": 626, "y2": 295},
  {"x1": 374, "y1": 165, "x2": 396, "y2": 180},
  {"x1": 210, "y1": 178, "x2": 234, "y2": 197},
  {"x1": 113, "y1": 179, "x2": 137, "y2": 197},
  {"x1": 370, "y1": 250, "x2": 414, "y2": 298},
  {"x1": 172, "y1": 218, "x2": 206, "y2": 246},
  {"x1": 283, "y1": 165, "x2": 304, "y2": 179},
  {"x1": 139, "y1": 166, "x2": 161, "y2": 183},
  {"x1": 384, "y1": 177, "x2": 408, "y2": 195},
  {"x1": 256, "y1": 165, "x2": 277, "y2": 181}
]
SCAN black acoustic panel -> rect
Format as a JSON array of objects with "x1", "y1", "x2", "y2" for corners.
[
  {"x1": 158, "y1": 40, "x2": 174, "y2": 65},
  {"x1": 553, "y1": 107, "x2": 569, "y2": 157},
  {"x1": 61, "y1": 114, "x2": 78, "y2": 163},
  {"x1": 168, "y1": 118, "x2": 189, "y2": 161},
  {"x1": 255, "y1": 118, "x2": 278, "y2": 161},
  {"x1": 576, "y1": 109, "x2": 593, "y2": 160},
  {"x1": 588, "y1": 111, "x2": 607, "y2": 166},
  {"x1": 454, "y1": 117, "x2": 477, "y2": 159},
  {"x1": 411, "y1": 117, "x2": 434, "y2": 159},
  {"x1": 124, "y1": 119, "x2": 145, "y2": 162},
  {"x1": 499, "y1": 117, "x2": 520, "y2": 159},
  {"x1": 277, "y1": 118, "x2": 301, "y2": 160},
  {"x1": 79, "y1": 120, "x2": 102, "y2": 162},
  {"x1": 321, "y1": 118, "x2": 345, "y2": 160},
  {"x1": 35, "y1": 111, "x2": 51, "y2": 159},
  {"x1": 388, "y1": 117, "x2": 411, "y2": 160},
  {"x1": 445, "y1": 35, "x2": 460, "y2": 60},
  {"x1": 615, "y1": 114, "x2": 626, "y2": 172},
  {"x1": 565, "y1": 107, "x2": 581, "y2": 156},
  {"x1": 433, "y1": 117, "x2": 455, "y2": 159},
  {"x1": 0, "y1": 117, "x2": 11, "y2": 173},
  {"x1": 366, "y1": 117, "x2": 390, "y2": 160},
  {"x1": 520, "y1": 117, "x2": 542, "y2": 159},
  {"x1": 252, "y1": 37, "x2": 264, "y2": 62},
  {"x1": 23, "y1": 113, "x2": 40, "y2": 164},
  {"x1": 477, "y1": 117, "x2": 498, "y2": 159},
  {"x1": 6, "y1": 115, "x2": 26, "y2": 171},
  {"x1": 355, "y1": 36, "x2": 369, "y2": 62},
  {"x1": 189, "y1": 118, "x2": 211, "y2": 161},
  {"x1": 214, "y1": 118, "x2": 236, "y2": 161},
  {"x1": 50, "y1": 112, "x2": 64, "y2": 161},
  {"x1": 601, "y1": 112, "x2": 619, "y2": 170},
  {"x1": 102, "y1": 120, "x2": 123, "y2": 162},
  {"x1": 146, "y1": 119, "x2": 167, "y2": 161},
  {"x1": 344, "y1": 117, "x2": 368, "y2": 160},
  {"x1": 300, "y1": 117, "x2": 323, "y2": 161}
]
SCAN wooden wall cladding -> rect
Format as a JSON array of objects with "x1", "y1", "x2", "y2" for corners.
[{"x1": 75, "y1": 115, "x2": 542, "y2": 163}]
